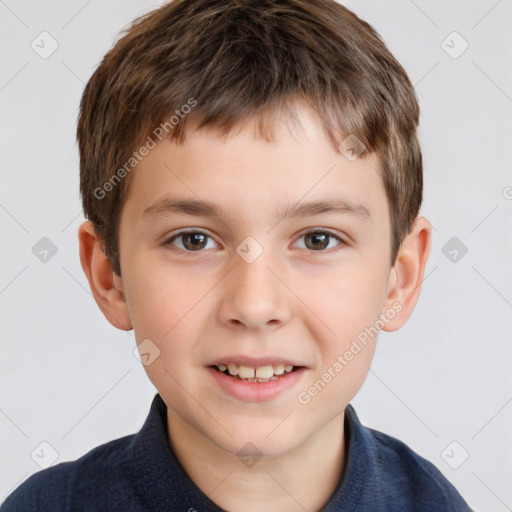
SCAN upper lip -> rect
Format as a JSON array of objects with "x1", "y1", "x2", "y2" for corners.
[{"x1": 207, "y1": 355, "x2": 306, "y2": 368}]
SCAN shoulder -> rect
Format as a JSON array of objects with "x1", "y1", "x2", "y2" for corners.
[
  {"x1": 368, "y1": 426, "x2": 473, "y2": 511},
  {"x1": 1, "y1": 434, "x2": 139, "y2": 512},
  {"x1": 338, "y1": 405, "x2": 473, "y2": 511}
]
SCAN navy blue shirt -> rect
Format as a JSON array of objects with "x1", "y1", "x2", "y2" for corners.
[{"x1": 1, "y1": 394, "x2": 472, "y2": 511}]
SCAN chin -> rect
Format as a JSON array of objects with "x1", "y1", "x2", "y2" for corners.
[{"x1": 209, "y1": 419, "x2": 307, "y2": 460}]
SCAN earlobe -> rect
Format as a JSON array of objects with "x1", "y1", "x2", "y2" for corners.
[
  {"x1": 78, "y1": 221, "x2": 133, "y2": 331},
  {"x1": 381, "y1": 216, "x2": 432, "y2": 332}
]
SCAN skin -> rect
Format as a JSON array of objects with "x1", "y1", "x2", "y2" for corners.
[{"x1": 79, "y1": 102, "x2": 431, "y2": 512}]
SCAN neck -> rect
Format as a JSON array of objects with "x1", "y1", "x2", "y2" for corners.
[{"x1": 167, "y1": 411, "x2": 346, "y2": 512}]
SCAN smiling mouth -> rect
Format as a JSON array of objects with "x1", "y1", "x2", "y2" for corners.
[{"x1": 210, "y1": 363, "x2": 301, "y2": 383}]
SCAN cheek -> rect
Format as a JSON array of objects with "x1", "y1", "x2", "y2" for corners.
[
  {"x1": 125, "y1": 256, "x2": 220, "y2": 365},
  {"x1": 297, "y1": 273, "x2": 382, "y2": 414},
  {"x1": 123, "y1": 258, "x2": 198, "y2": 351},
  {"x1": 125, "y1": 266, "x2": 207, "y2": 397},
  {"x1": 310, "y1": 265, "x2": 388, "y2": 346}
]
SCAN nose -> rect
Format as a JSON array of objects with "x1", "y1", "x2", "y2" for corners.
[{"x1": 217, "y1": 248, "x2": 292, "y2": 331}]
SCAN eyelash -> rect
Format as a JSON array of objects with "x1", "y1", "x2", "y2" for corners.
[{"x1": 164, "y1": 229, "x2": 346, "y2": 254}]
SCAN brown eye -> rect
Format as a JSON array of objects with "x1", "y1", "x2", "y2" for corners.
[
  {"x1": 166, "y1": 231, "x2": 216, "y2": 251},
  {"x1": 181, "y1": 233, "x2": 208, "y2": 250},
  {"x1": 304, "y1": 233, "x2": 329, "y2": 250},
  {"x1": 296, "y1": 231, "x2": 344, "y2": 251}
]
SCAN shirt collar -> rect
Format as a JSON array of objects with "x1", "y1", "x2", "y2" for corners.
[
  {"x1": 130, "y1": 393, "x2": 224, "y2": 511},
  {"x1": 130, "y1": 393, "x2": 378, "y2": 511}
]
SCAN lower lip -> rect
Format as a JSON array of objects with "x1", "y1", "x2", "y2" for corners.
[{"x1": 206, "y1": 366, "x2": 306, "y2": 402}]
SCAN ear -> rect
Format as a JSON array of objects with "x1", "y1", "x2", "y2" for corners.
[
  {"x1": 78, "y1": 220, "x2": 132, "y2": 330},
  {"x1": 381, "y1": 216, "x2": 432, "y2": 332}
]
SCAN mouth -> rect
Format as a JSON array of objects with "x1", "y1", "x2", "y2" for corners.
[
  {"x1": 210, "y1": 363, "x2": 301, "y2": 383},
  {"x1": 206, "y1": 358, "x2": 307, "y2": 401}
]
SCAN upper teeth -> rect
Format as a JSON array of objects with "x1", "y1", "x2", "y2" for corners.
[{"x1": 217, "y1": 363, "x2": 294, "y2": 379}]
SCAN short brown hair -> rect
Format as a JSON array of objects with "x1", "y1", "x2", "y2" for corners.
[{"x1": 77, "y1": 0, "x2": 422, "y2": 276}]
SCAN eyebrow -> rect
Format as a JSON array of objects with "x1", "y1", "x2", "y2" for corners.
[{"x1": 142, "y1": 197, "x2": 372, "y2": 223}]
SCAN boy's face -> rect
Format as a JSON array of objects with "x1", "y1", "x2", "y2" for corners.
[{"x1": 113, "y1": 104, "x2": 402, "y2": 457}]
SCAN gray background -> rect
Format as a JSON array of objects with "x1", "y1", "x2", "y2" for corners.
[{"x1": 1, "y1": 0, "x2": 511, "y2": 510}]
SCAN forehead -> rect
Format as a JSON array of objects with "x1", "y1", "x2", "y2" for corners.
[{"x1": 121, "y1": 105, "x2": 388, "y2": 228}]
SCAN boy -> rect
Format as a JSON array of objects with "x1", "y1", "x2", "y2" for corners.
[{"x1": 2, "y1": 0, "x2": 473, "y2": 510}]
